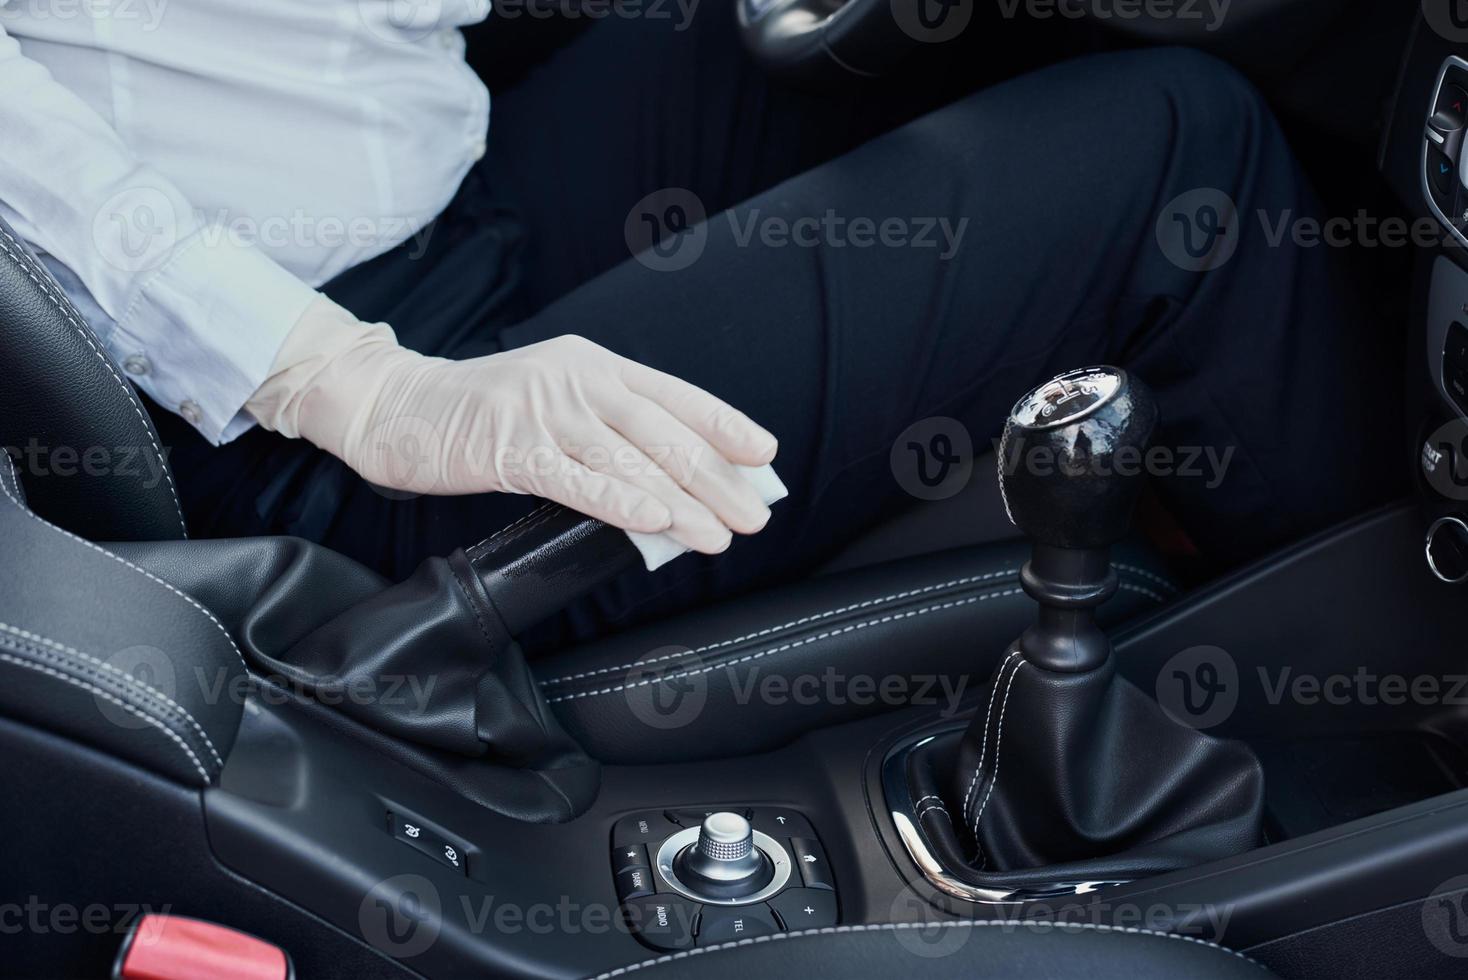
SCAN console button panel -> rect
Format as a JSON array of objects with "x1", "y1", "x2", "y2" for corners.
[
  {"x1": 1424, "y1": 58, "x2": 1468, "y2": 246},
  {"x1": 386, "y1": 810, "x2": 468, "y2": 875},
  {"x1": 610, "y1": 806, "x2": 840, "y2": 950}
]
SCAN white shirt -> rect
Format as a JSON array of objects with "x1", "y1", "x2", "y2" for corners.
[{"x1": 0, "y1": 0, "x2": 492, "y2": 443}]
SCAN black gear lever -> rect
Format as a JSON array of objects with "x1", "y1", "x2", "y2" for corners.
[
  {"x1": 919, "y1": 365, "x2": 1264, "y2": 885},
  {"x1": 997, "y1": 367, "x2": 1156, "y2": 672}
]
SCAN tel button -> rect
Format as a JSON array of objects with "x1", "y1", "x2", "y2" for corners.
[{"x1": 698, "y1": 904, "x2": 779, "y2": 944}]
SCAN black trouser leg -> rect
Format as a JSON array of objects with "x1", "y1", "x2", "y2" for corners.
[{"x1": 163, "y1": 47, "x2": 1401, "y2": 652}]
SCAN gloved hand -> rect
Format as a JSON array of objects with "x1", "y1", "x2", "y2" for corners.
[{"x1": 246, "y1": 297, "x2": 779, "y2": 553}]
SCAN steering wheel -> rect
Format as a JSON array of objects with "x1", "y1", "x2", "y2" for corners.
[{"x1": 738, "y1": 0, "x2": 962, "y2": 85}]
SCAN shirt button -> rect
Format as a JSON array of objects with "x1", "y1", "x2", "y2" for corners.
[
  {"x1": 122, "y1": 354, "x2": 151, "y2": 377},
  {"x1": 178, "y1": 400, "x2": 203, "y2": 426}
]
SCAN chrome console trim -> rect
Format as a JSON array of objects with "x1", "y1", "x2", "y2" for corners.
[
  {"x1": 1422, "y1": 56, "x2": 1468, "y2": 249},
  {"x1": 881, "y1": 730, "x2": 1128, "y2": 905},
  {"x1": 653, "y1": 827, "x2": 792, "y2": 906}
]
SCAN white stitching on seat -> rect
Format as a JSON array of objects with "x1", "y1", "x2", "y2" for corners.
[
  {"x1": 0, "y1": 650, "x2": 211, "y2": 783},
  {"x1": 545, "y1": 586, "x2": 1028, "y2": 704},
  {"x1": 586, "y1": 920, "x2": 1267, "y2": 980},
  {"x1": 960, "y1": 650, "x2": 1020, "y2": 819},
  {"x1": 469, "y1": 502, "x2": 556, "y2": 560},
  {"x1": 1122, "y1": 582, "x2": 1165, "y2": 603},
  {"x1": 970, "y1": 658, "x2": 1027, "y2": 867},
  {"x1": 545, "y1": 584, "x2": 1161, "y2": 705},
  {"x1": 0, "y1": 450, "x2": 22, "y2": 500},
  {"x1": 0, "y1": 226, "x2": 187, "y2": 538},
  {"x1": 0, "y1": 621, "x2": 223, "y2": 768},
  {"x1": 540, "y1": 569, "x2": 1168, "y2": 690},
  {"x1": 539, "y1": 567, "x2": 1024, "y2": 688},
  {"x1": 0, "y1": 477, "x2": 248, "y2": 671},
  {"x1": 1114, "y1": 562, "x2": 1177, "y2": 594}
]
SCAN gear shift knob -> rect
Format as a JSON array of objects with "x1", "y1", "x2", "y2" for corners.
[{"x1": 999, "y1": 367, "x2": 1158, "y2": 550}]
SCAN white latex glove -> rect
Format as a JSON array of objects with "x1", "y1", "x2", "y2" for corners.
[{"x1": 246, "y1": 297, "x2": 779, "y2": 553}]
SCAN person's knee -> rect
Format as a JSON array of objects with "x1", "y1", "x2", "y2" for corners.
[{"x1": 1127, "y1": 46, "x2": 1270, "y2": 137}]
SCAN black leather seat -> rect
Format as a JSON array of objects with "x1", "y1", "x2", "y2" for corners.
[
  {"x1": 590, "y1": 920, "x2": 1271, "y2": 979},
  {"x1": 0, "y1": 214, "x2": 1179, "y2": 767}
]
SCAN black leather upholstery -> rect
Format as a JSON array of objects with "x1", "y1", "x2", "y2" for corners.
[
  {"x1": 0, "y1": 451, "x2": 243, "y2": 786},
  {"x1": 537, "y1": 539, "x2": 1177, "y2": 764},
  {"x1": 593, "y1": 921, "x2": 1270, "y2": 979},
  {"x1": 0, "y1": 215, "x2": 187, "y2": 542},
  {"x1": 109, "y1": 533, "x2": 603, "y2": 822},
  {"x1": 951, "y1": 651, "x2": 1263, "y2": 883}
]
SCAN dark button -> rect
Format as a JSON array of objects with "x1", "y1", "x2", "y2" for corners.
[
  {"x1": 1432, "y1": 147, "x2": 1459, "y2": 200},
  {"x1": 623, "y1": 896, "x2": 700, "y2": 950},
  {"x1": 1439, "y1": 85, "x2": 1468, "y2": 130},
  {"x1": 616, "y1": 866, "x2": 656, "y2": 901},
  {"x1": 697, "y1": 904, "x2": 779, "y2": 944},
  {"x1": 612, "y1": 843, "x2": 650, "y2": 876},
  {"x1": 1448, "y1": 323, "x2": 1468, "y2": 369},
  {"x1": 790, "y1": 837, "x2": 834, "y2": 890},
  {"x1": 387, "y1": 812, "x2": 467, "y2": 875},
  {"x1": 612, "y1": 811, "x2": 678, "y2": 847},
  {"x1": 666, "y1": 807, "x2": 731, "y2": 828},
  {"x1": 768, "y1": 888, "x2": 838, "y2": 930},
  {"x1": 747, "y1": 807, "x2": 814, "y2": 838}
]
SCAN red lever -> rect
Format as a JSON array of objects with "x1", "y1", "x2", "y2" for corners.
[{"x1": 114, "y1": 915, "x2": 291, "y2": 980}]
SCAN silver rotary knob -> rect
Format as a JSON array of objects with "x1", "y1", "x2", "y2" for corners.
[
  {"x1": 673, "y1": 813, "x2": 772, "y2": 897},
  {"x1": 692, "y1": 813, "x2": 756, "y2": 871}
]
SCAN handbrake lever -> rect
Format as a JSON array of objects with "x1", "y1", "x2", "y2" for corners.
[{"x1": 464, "y1": 503, "x2": 643, "y2": 636}]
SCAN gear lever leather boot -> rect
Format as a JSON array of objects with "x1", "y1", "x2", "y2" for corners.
[{"x1": 945, "y1": 367, "x2": 1263, "y2": 884}]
